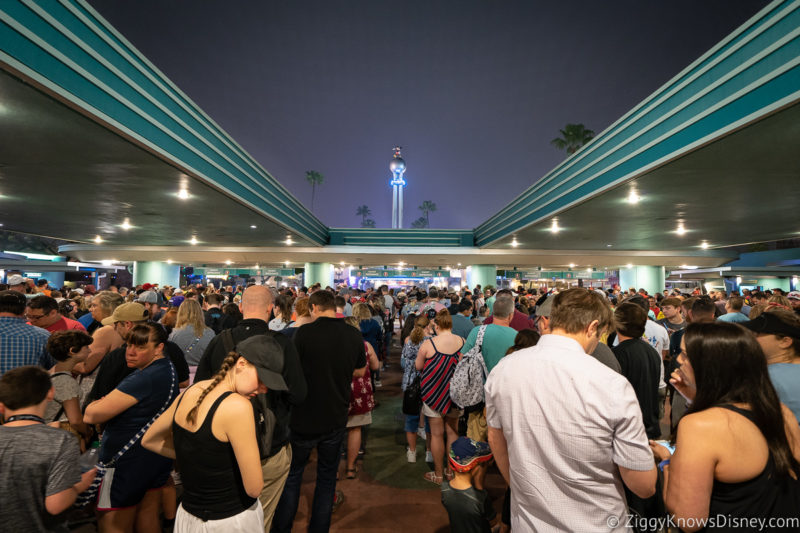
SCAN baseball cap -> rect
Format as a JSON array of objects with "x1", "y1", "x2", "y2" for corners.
[
  {"x1": 84, "y1": 285, "x2": 97, "y2": 295},
  {"x1": 535, "y1": 295, "x2": 555, "y2": 318},
  {"x1": 7, "y1": 274, "x2": 25, "y2": 286},
  {"x1": 448, "y1": 436, "x2": 493, "y2": 473},
  {"x1": 137, "y1": 291, "x2": 158, "y2": 304},
  {"x1": 101, "y1": 302, "x2": 149, "y2": 326},
  {"x1": 142, "y1": 283, "x2": 153, "y2": 291},
  {"x1": 236, "y1": 336, "x2": 288, "y2": 391},
  {"x1": 170, "y1": 295, "x2": 185, "y2": 307},
  {"x1": 788, "y1": 291, "x2": 800, "y2": 301},
  {"x1": 741, "y1": 312, "x2": 800, "y2": 338},
  {"x1": 173, "y1": 288, "x2": 184, "y2": 294},
  {"x1": 72, "y1": 288, "x2": 85, "y2": 295}
]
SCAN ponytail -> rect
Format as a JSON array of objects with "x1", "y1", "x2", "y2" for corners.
[
  {"x1": 186, "y1": 352, "x2": 237, "y2": 424},
  {"x1": 410, "y1": 314, "x2": 430, "y2": 344}
]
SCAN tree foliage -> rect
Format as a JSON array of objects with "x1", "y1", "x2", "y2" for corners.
[
  {"x1": 411, "y1": 216, "x2": 428, "y2": 228},
  {"x1": 305, "y1": 170, "x2": 325, "y2": 211},
  {"x1": 418, "y1": 200, "x2": 437, "y2": 227},
  {"x1": 550, "y1": 124, "x2": 595, "y2": 155}
]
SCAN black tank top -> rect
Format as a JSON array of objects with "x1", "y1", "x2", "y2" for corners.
[
  {"x1": 703, "y1": 404, "x2": 800, "y2": 531},
  {"x1": 172, "y1": 390, "x2": 256, "y2": 520}
]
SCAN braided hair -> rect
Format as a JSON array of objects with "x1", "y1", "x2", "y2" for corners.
[{"x1": 185, "y1": 352, "x2": 239, "y2": 425}]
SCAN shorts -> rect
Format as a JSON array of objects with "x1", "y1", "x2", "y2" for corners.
[
  {"x1": 466, "y1": 410, "x2": 488, "y2": 442},
  {"x1": 346, "y1": 412, "x2": 372, "y2": 428},
  {"x1": 403, "y1": 413, "x2": 431, "y2": 434},
  {"x1": 175, "y1": 501, "x2": 263, "y2": 532},
  {"x1": 422, "y1": 402, "x2": 462, "y2": 419},
  {"x1": 97, "y1": 452, "x2": 172, "y2": 510}
]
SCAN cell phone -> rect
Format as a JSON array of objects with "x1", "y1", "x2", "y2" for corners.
[{"x1": 654, "y1": 440, "x2": 675, "y2": 455}]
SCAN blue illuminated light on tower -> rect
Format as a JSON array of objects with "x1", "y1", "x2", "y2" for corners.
[{"x1": 390, "y1": 146, "x2": 407, "y2": 228}]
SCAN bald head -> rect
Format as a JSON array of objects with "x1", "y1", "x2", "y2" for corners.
[{"x1": 241, "y1": 285, "x2": 274, "y2": 320}]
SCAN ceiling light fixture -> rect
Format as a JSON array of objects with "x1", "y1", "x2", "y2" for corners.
[
  {"x1": 284, "y1": 261, "x2": 290, "y2": 266},
  {"x1": 250, "y1": 225, "x2": 257, "y2": 229},
  {"x1": 569, "y1": 263, "x2": 575, "y2": 268},
  {"x1": 700, "y1": 241, "x2": 709, "y2": 249},
  {"x1": 94, "y1": 235, "x2": 103, "y2": 244},
  {"x1": 340, "y1": 261, "x2": 345, "y2": 266},
  {"x1": 626, "y1": 264, "x2": 633, "y2": 269},
  {"x1": 167, "y1": 259, "x2": 173, "y2": 264},
  {"x1": 225, "y1": 260, "x2": 232, "y2": 265},
  {"x1": 285, "y1": 236, "x2": 293, "y2": 245},
  {"x1": 511, "y1": 238, "x2": 520, "y2": 247},
  {"x1": 676, "y1": 223, "x2": 687, "y2": 236},
  {"x1": 586, "y1": 267, "x2": 592, "y2": 273},
  {"x1": 549, "y1": 220, "x2": 560, "y2": 233},
  {"x1": 190, "y1": 236, "x2": 198, "y2": 245},
  {"x1": 177, "y1": 188, "x2": 190, "y2": 200},
  {"x1": 120, "y1": 218, "x2": 132, "y2": 230},
  {"x1": 627, "y1": 191, "x2": 641, "y2": 204}
]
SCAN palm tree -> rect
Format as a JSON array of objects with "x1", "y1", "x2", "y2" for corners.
[
  {"x1": 550, "y1": 124, "x2": 595, "y2": 154},
  {"x1": 418, "y1": 200, "x2": 437, "y2": 227},
  {"x1": 305, "y1": 170, "x2": 325, "y2": 211},
  {"x1": 356, "y1": 205, "x2": 372, "y2": 226},
  {"x1": 411, "y1": 216, "x2": 428, "y2": 228},
  {"x1": 362, "y1": 219, "x2": 376, "y2": 228}
]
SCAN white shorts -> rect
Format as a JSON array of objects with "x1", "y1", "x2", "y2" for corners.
[
  {"x1": 422, "y1": 402, "x2": 461, "y2": 419},
  {"x1": 175, "y1": 501, "x2": 263, "y2": 532}
]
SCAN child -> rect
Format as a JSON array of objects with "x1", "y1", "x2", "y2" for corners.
[
  {"x1": 441, "y1": 436, "x2": 498, "y2": 533},
  {"x1": 0, "y1": 366, "x2": 96, "y2": 532},
  {"x1": 45, "y1": 330, "x2": 94, "y2": 445}
]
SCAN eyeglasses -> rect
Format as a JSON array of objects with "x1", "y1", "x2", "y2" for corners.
[{"x1": 26, "y1": 313, "x2": 46, "y2": 320}]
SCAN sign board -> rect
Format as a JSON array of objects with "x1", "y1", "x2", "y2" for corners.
[
  {"x1": 503, "y1": 270, "x2": 607, "y2": 280},
  {"x1": 352, "y1": 269, "x2": 452, "y2": 278}
]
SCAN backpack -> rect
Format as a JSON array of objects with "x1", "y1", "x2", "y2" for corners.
[{"x1": 449, "y1": 325, "x2": 489, "y2": 409}]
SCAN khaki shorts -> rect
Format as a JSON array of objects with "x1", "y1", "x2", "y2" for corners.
[
  {"x1": 422, "y1": 402, "x2": 461, "y2": 419},
  {"x1": 466, "y1": 410, "x2": 488, "y2": 443}
]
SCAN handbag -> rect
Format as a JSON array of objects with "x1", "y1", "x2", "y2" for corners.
[
  {"x1": 402, "y1": 374, "x2": 422, "y2": 416},
  {"x1": 75, "y1": 360, "x2": 176, "y2": 508}
]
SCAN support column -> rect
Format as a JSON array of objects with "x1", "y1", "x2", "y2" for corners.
[
  {"x1": 45, "y1": 257, "x2": 66, "y2": 289},
  {"x1": 398, "y1": 186, "x2": 403, "y2": 228},
  {"x1": 756, "y1": 278, "x2": 790, "y2": 292},
  {"x1": 619, "y1": 265, "x2": 665, "y2": 296},
  {"x1": 467, "y1": 265, "x2": 497, "y2": 291},
  {"x1": 133, "y1": 261, "x2": 180, "y2": 288},
  {"x1": 304, "y1": 262, "x2": 334, "y2": 288}
]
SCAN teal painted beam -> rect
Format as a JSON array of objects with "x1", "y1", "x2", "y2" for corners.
[
  {"x1": 0, "y1": 0, "x2": 327, "y2": 245},
  {"x1": 328, "y1": 228, "x2": 475, "y2": 247},
  {"x1": 475, "y1": 0, "x2": 800, "y2": 247}
]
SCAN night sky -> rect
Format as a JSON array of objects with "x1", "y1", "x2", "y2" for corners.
[{"x1": 88, "y1": 0, "x2": 769, "y2": 230}]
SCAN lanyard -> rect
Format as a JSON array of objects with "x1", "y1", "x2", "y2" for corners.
[{"x1": 3, "y1": 414, "x2": 45, "y2": 424}]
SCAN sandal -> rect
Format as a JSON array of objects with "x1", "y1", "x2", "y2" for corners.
[
  {"x1": 423, "y1": 471, "x2": 443, "y2": 485},
  {"x1": 444, "y1": 467, "x2": 455, "y2": 481},
  {"x1": 345, "y1": 467, "x2": 358, "y2": 479}
]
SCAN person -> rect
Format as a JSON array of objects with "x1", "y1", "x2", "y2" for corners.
[
  {"x1": 415, "y1": 309, "x2": 463, "y2": 485},
  {"x1": 143, "y1": 336, "x2": 291, "y2": 531},
  {"x1": 451, "y1": 300, "x2": 476, "y2": 339},
  {"x1": 137, "y1": 291, "x2": 163, "y2": 322},
  {"x1": 203, "y1": 292, "x2": 237, "y2": 334},
  {"x1": 656, "y1": 297, "x2": 686, "y2": 336},
  {"x1": 273, "y1": 290, "x2": 366, "y2": 532},
  {"x1": 194, "y1": 285, "x2": 307, "y2": 531},
  {"x1": 788, "y1": 290, "x2": 800, "y2": 315},
  {"x1": 168, "y1": 299, "x2": 215, "y2": 381},
  {"x1": 461, "y1": 295, "x2": 517, "y2": 373},
  {"x1": 270, "y1": 294, "x2": 293, "y2": 331},
  {"x1": 26, "y1": 295, "x2": 86, "y2": 332},
  {"x1": 0, "y1": 290, "x2": 53, "y2": 376},
  {"x1": 717, "y1": 295, "x2": 749, "y2": 323},
  {"x1": 505, "y1": 328, "x2": 540, "y2": 355},
  {"x1": 741, "y1": 309, "x2": 800, "y2": 424},
  {"x1": 651, "y1": 322, "x2": 800, "y2": 530},
  {"x1": 401, "y1": 314, "x2": 433, "y2": 463},
  {"x1": 44, "y1": 330, "x2": 93, "y2": 444},
  {"x1": 79, "y1": 290, "x2": 124, "y2": 334},
  {"x1": 343, "y1": 317, "x2": 380, "y2": 479},
  {"x1": 441, "y1": 437, "x2": 497, "y2": 533},
  {"x1": 73, "y1": 292, "x2": 126, "y2": 400},
  {"x1": 483, "y1": 289, "x2": 536, "y2": 331},
  {"x1": 0, "y1": 366, "x2": 97, "y2": 532},
  {"x1": 486, "y1": 288, "x2": 657, "y2": 531},
  {"x1": 612, "y1": 302, "x2": 662, "y2": 439},
  {"x1": 280, "y1": 297, "x2": 311, "y2": 339},
  {"x1": 354, "y1": 302, "x2": 382, "y2": 384},
  {"x1": 84, "y1": 323, "x2": 180, "y2": 533}
]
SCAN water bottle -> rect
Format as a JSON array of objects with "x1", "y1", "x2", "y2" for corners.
[{"x1": 79, "y1": 441, "x2": 100, "y2": 472}]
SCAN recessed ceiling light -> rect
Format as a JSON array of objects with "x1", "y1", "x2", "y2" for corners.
[
  {"x1": 340, "y1": 261, "x2": 345, "y2": 266},
  {"x1": 255, "y1": 263, "x2": 260, "y2": 269},
  {"x1": 569, "y1": 263, "x2": 575, "y2": 268},
  {"x1": 225, "y1": 260, "x2": 232, "y2": 265},
  {"x1": 627, "y1": 191, "x2": 641, "y2": 204},
  {"x1": 284, "y1": 261, "x2": 290, "y2": 266},
  {"x1": 190, "y1": 236, "x2": 198, "y2": 245},
  {"x1": 550, "y1": 220, "x2": 560, "y2": 233},
  {"x1": 101, "y1": 260, "x2": 113, "y2": 266},
  {"x1": 586, "y1": 267, "x2": 592, "y2": 273},
  {"x1": 94, "y1": 235, "x2": 103, "y2": 244},
  {"x1": 177, "y1": 188, "x2": 190, "y2": 200},
  {"x1": 606, "y1": 244, "x2": 612, "y2": 247},
  {"x1": 250, "y1": 225, "x2": 257, "y2": 229},
  {"x1": 285, "y1": 236, "x2": 293, "y2": 245},
  {"x1": 626, "y1": 263, "x2": 633, "y2": 269},
  {"x1": 700, "y1": 241, "x2": 709, "y2": 249},
  {"x1": 120, "y1": 218, "x2": 132, "y2": 230},
  {"x1": 0, "y1": 223, "x2": 4, "y2": 227},
  {"x1": 511, "y1": 238, "x2": 520, "y2": 247},
  {"x1": 676, "y1": 223, "x2": 687, "y2": 235},
  {"x1": 167, "y1": 259, "x2": 173, "y2": 264}
]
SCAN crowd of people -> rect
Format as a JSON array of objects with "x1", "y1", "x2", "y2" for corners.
[{"x1": 1, "y1": 273, "x2": 800, "y2": 532}]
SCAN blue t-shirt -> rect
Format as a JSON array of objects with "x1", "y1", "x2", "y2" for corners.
[
  {"x1": 451, "y1": 313, "x2": 476, "y2": 340},
  {"x1": 768, "y1": 363, "x2": 800, "y2": 425},
  {"x1": 100, "y1": 357, "x2": 178, "y2": 463},
  {"x1": 717, "y1": 312, "x2": 749, "y2": 323}
]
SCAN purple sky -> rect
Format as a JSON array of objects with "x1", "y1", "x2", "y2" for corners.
[{"x1": 88, "y1": 0, "x2": 769, "y2": 229}]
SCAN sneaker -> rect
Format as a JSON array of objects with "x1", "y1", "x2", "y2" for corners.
[
  {"x1": 425, "y1": 450, "x2": 433, "y2": 463},
  {"x1": 406, "y1": 448, "x2": 417, "y2": 463},
  {"x1": 374, "y1": 379, "x2": 382, "y2": 388},
  {"x1": 417, "y1": 427, "x2": 426, "y2": 440},
  {"x1": 332, "y1": 489, "x2": 345, "y2": 513}
]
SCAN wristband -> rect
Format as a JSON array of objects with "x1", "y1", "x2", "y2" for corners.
[{"x1": 658, "y1": 459, "x2": 670, "y2": 472}]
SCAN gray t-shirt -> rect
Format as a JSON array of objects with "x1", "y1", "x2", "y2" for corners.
[
  {"x1": 592, "y1": 342, "x2": 621, "y2": 374},
  {"x1": 168, "y1": 326, "x2": 216, "y2": 365},
  {"x1": 0, "y1": 424, "x2": 81, "y2": 532},
  {"x1": 44, "y1": 372, "x2": 80, "y2": 423}
]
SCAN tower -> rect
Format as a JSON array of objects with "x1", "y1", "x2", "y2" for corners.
[{"x1": 390, "y1": 146, "x2": 407, "y2": 228}]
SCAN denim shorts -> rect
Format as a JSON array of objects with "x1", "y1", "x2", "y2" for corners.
[{"x1": 404, "y1": 413, "x2": 431, "y2": 434}]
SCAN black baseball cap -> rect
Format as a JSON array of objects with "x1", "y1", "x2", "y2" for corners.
[
  {"x1": 236, "y1": 336, "x2": 288, "y2": 391},
  {"x1": 741, "y1": 312, "x2": 800, "y2": 339}
]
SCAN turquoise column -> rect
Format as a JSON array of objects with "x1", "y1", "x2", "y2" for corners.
[
  {"x1": 46, "y1": 257, "x2": 66, "y2": 288},
  {"x1": 619, "y1": 266, "x2": 665, "y2": 295},
  {"x1": 467, "y1": 265, "x2": 497, "y2": 291},
  {"x1": 756, "y1": 278, "x2": 790, "y2": 292},
  {"x1": 133, "y1": 261, "x2": 180, "y2": 287},
  {"x1": 304, "y1": 262, "x2": 334, "y2": 288}
]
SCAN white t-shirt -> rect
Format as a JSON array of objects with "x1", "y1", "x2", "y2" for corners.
[{"x1": 486, "y1": 334, "x2": 653, "y2": 532}]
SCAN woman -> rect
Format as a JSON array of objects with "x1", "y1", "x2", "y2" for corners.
[
  {"x1": 281, "y1": 297, "x2": 312, "y2": 340},
  {"x1": 44, "y1": 330, "x2": 93, "y2": 447},
  {"x1": 223, "y1": 302, "x2": 243, "y2": 327},
  {"x1": 651, "y1": 322, "x2": 800, "y2": 531},
  {"x1": 84, "y1": 323, "x2": 179, "y2": 533},
  {"x1": 343, "y1": 317, "x2": 380, "y2": 479},
  {"x1": 742, "y1": 309, "x2": 800, "y2": 424},
  {"x1": 354, "y1": 302, "x2": 383, "y2": 385},
  {"x1": 415, "y1": 309, "x2": 463, "y2": 484},
  {"x1": 74, "y1": 291, "x2": 126, "y2": 402},
  {"x1": 168, "y1": 299, "x2": 216, "y2": 383},
  {"x1": 143, "y1": 335, "x2": 288, "y2": 531},
  {"x1": 269, "y1": 294, "x2": 293, "y2": 332},
  {"x1": 401, "y1": 314, "x2": 432, "y2": 464},
  {"x1": 160, "y1": 306, "x2": 179, "y2": 335}
]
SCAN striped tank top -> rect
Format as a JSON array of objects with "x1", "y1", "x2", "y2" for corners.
[{"x1": 420, "y1": 337, "x2": 462, "y2": 414}]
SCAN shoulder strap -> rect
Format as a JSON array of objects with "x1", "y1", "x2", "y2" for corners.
[
  {"x1": 185, "y1": 335, "x2": 202, "y2": 353},
  {"x1": 475, "y1": 325, "x2": 488, "y2": 351},
  {"x1": 716, "y1": 404, "x2": 757, "y2": 423},
  {"x1": 221, "y1": 328, "x2": 235, "y2": 354}
]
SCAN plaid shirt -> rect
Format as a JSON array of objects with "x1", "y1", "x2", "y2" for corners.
[{"x1": 0, "y1": 317, "x2": 54, "y2": 376}]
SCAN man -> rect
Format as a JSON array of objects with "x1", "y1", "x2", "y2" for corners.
[
  {"x1": 486, "y1": 289, "x2": 656, "y2": 531},
  {"x1": 26, "y1": 295, "x2": 86, "y2": 332},
  {"x1": 451, "y1": 300, "x2": 476, "y2": 340},
  {"x1": 195, "y1": 285, "x2": 307, "y2": 530},
  {"x1": 6, "y1": 274, "x2": 28, "y2": 295},
  {"x1": 35, "y1": 279, "x2": 51, "y2": 296},
  {"x1": 484, "y1": 288, "x2": 496, "y2": 316},
  {"x1": 85, "y1": 302, "x2": 190, "y2": 403},
  {"x1": 202, "y1": 292, "x2": 236, "y2": 334},
  {"x1": 483, "y1": 289, "x2": 536, "y2": 331},
  {"x1": 535, "y1": 294, "x2": 621, "y2": 373},
  {"x1": 787, "y1": 291, "x2": 800, "y2": 315},
  {"x1": 717, "y1": 296, "x2": 749, "y2": 323},
  {"x1": 656, "y1": 297, "x2": 685, "y2": 336},
  {"x1": 0, "y1": 291, "x2": 53, "y2": 376},
  {"x1": 611, "y1": 303, "x2": 662, "y2": 439},
  {"x1": 137, "y1": 291, "x2": 163, "y2": 322},
  {"x1": 419, "y1": 288, "x2": 446, "y2": 315},
  {"x1": 273, "y1": 290, "x2": 366, "y2": 533},
  {"x1": 462, "y1": 296, "x2": 517, "y2": 373},
  {"x1": 334, "y1": 296, "x2": 347, "y2": 318},
  {"x1": 447, "y1": 293, "x2": 461, "y2": 315}
]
